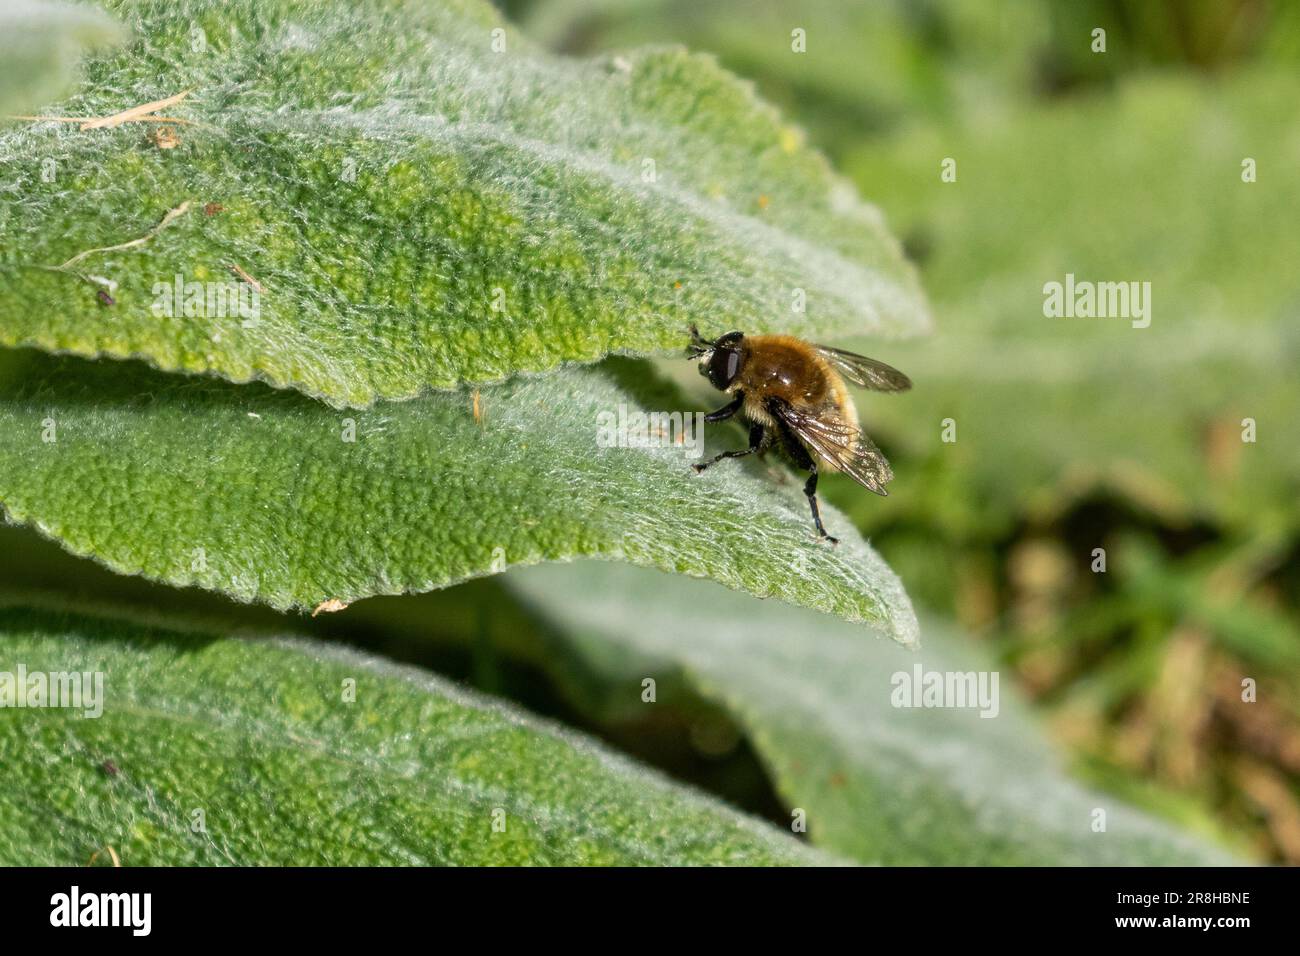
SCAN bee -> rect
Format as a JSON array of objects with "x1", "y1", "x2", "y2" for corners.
[{"x1": 687, "y1": 325, "x2": 911, "y2": 544}]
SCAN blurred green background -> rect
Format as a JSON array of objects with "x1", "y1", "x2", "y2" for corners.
[{"x1": 495, "y1": 0, "x2": 1300, "y2": 861}]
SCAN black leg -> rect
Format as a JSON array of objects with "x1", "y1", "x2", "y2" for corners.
[
  {"x1": 704, "y1": 392, "x2": 744, "y2": 423},
  {"x1": 693, "y1": 423, "x2": 766, "y2": 473},
  {"x1": 770, "y1": 412, "x2": 839, "y2": 545},
  {"x1": 804, "y1": 464, "x2": 838, "y2": 544}
]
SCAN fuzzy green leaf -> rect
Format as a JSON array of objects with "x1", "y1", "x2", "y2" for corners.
[
  {"x1": 502, "y1": 561, "x2": 1239, "y2": 865},
  {"x1": 0, "y1": 599, "x2": 831, "y2": 864},
  {"x1": 0, "y1": 349, "x2": 919, "y2": 643},
  {"x1": 0, "y1": 0, "x2": 927, "y2": 407},
  {"x1": 0, "y1": 1, "x2": 122, "y2": 116}
]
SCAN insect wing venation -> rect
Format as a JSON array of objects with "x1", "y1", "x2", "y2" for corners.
[
  {"x1": 769, "y1": 399, "x2": 894, "y2": 495},
  {"x1": 813, "y1": 345, "x2": 912, "y2": 392}
]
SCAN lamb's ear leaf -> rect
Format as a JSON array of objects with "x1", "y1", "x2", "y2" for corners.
[
  {"x1": 0, "y1": 0, "x2": 927, "y2": 408},
  {"x1": 0, "y1": 0, "x2": 122, "y2": 116},
  {"x1": 498, "y1": 561, "x2": 1242, "y2": 865},
  {"x1": 0, "y1": 598, "x2": 834, "y2": 866},
  {"x1": 0, "y1": 349, "x2": 918, "y2": 645}
]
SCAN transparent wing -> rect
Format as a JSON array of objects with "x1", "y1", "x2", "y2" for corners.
[
  {"x1": 813, "y1": 345, "x2": 912, "y2": 392},
  {"x1": 770, "y1": 400, "x2": 894, "y2": 496}
]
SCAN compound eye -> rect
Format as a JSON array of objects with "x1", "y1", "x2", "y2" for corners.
[
  {"x1": 724, "y1": 349, "x2": 741, "y2": 382},
  {"x1": 708, "y1": 348, "x2": 741, "y2": 389}
]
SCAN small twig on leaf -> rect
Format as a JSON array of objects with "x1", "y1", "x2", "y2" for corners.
[
  {"x1": 87, "y1": 845, "x2": 121, "y2": 867},
  {"x1": 78, "y1": 90, "x2": 193, "y2": 130},
  {"x1": 25, "y1": 201, "x2": 193, "y2": 295},
  {"x1": 56, "y1": 201, "x2": 193, "y2": 272},
  {"x1": 5, "y1": 113, "x2": 195, "y2": 126},
  {"x1": 312, "y1": 599, "x2": 349, "y2": 617},
  {"x1": 5, "y1": 89, "x2": 196, "y2": 130},
  {"x1": 229, "y1": 263, "x2": 265, "y2": 294}
]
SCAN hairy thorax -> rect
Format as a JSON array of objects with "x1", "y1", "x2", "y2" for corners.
[
  {"x1": 734, "y1": 335, "x2": 829, "y2": 404},
  {"x1": 734, "y1": 335, "x2": 857, "y2": 434}
]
